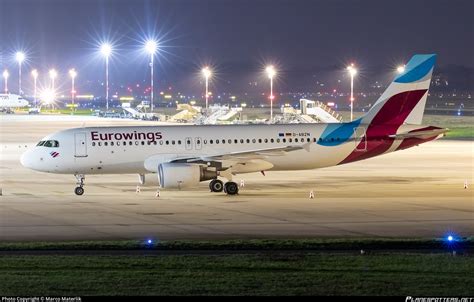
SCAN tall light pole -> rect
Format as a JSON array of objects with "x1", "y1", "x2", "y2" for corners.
[
  {"x1": 202, "y1": 66, "x2": 211, "y2": 110},
  {"x1": 265, "y1": 65, "x2": 276, "y2": 122},
  {"x1": 144, "y1": 40, "x2": 157, "y2": 112},
  {"x1": 346, "y1": 64, "x2": 357, "y2": 121},
  {"x1": 69, "y1": 68, "x2": 77, "y2": 114},
  {"x1": 48, "y1": 69, "x2": 57, "y2": 109},
  {"x1": 49, "y1": 69, "x2": 57, "y2": 90},
  {"x1": 100, "y1": 43, "x2": 112, "y2": 111},
  {"x1": 15, "y1": 52, "x2": 25, "y2": 95},
  {"x1": 31, "y1": 69, "x2": 38, "y2": 107},
  {"x1": 3, "y1": 70, "x2": 9, "y2": 93}
]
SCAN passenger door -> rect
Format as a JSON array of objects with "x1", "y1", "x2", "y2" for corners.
[{"x1": 74, "y1": 132, "x2": 88, "y2": 157}]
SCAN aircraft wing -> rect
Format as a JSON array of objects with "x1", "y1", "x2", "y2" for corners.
[
  {"x1": 170, "y1": 144, "x2": 310, "y2": 163},
  {"x1": 389, "y1": 127, "x2": 448, "y2": 140}
]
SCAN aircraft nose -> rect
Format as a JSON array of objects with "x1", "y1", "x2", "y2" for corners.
[
  {"x1": 20, "y1": 150, "x2": 36, "y2": 170},
  {"x1": 20, "y1": 150, "x2": 30, "y2": 168}
]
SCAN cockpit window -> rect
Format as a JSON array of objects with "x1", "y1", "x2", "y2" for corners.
[{"x1": 39, "y1": 140, "x2": 59, "y2": 147}]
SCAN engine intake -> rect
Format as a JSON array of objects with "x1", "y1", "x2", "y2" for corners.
[{"x1": 158, "y1": 163, "x2": 217, "y2": 189}]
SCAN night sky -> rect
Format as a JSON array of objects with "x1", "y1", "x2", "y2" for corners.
[{"x1": 0, "y1": 0, "x2": 472, "y2": 94}]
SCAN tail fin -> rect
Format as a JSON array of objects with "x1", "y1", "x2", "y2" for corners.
[{"x1": 362, "y1": 54, "x2": 436, "y2": 126}]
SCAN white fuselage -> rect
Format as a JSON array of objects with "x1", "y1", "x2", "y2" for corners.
[{"x1": 20, "y1": 123, "x2": 429, "y2": 175}]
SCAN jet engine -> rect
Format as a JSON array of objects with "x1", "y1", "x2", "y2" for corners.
[{"x1": 158, "y1": 163, "x2": 217, "y2": 189}]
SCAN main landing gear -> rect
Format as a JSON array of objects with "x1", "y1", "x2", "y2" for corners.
[
  {"x1": 209, "y1": 179, "x2": 238, "y2": 195},
  {"x1": 74, "y1": 174, "x2": 85, "y2": 196}
]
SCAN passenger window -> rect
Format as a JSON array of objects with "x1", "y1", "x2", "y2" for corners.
[
  {"x1": 92, "y1": 142, "x2": 96, "y2": 146},
  {"x1": 104, "y1": 142, "x2": 108, "y2": 146},
  {"x1": 154, "y1": 141, "x2": 157, "y2": 145},
  {"x1": 276, "y1": 139, "x2": 280, "y2": 143},
  {"x1": 289, "y1": 138, "x2": 293, "y2": 143},
  {"x1": 246, "y1": 139, "x2": 250, "y2": 143},
  {"x1": 98, "y1": 142, "x2": 102, "y2": 146},
  {"x1": 282, "y1": 138, "x2": 286, "y2": 143},
  {"x1": 166, "y1": 141, "x2": 169, "y2": 145},
  {"x1": 222, "y1": 140, "x2": 225, "y2": 144},
  {"x1": 307, "y1": 138, "x2": 311, "y2": 143},
  {"x1": 240, "y1": 139, "x2": 244, "y2": 143},
  {"x1": 234, "y1": 139, "x2": 238, "y2": 144},
  {"x1": 258, "y1": 139, "x2": 262, "y2": 143},
  {"x1": 172, "y1": 140, "x2": 175, "y2": 145},
  {"x1": 111, "y1": 142, "x2": 114, "y2": 146},
  {"x1": 216, "y1": 140, "x2": 220, "y2": 144},
  {"x1": 159, "y1": 141, "x2": 163, "y2": 145},
  {"x1": 204, "y1": 140, "x2": 207, "y2": 144},
  {"x1": 210, "y1": 140, "x2": 213, "y2": 144},
  {"x1": 271, "y1": 139, "x2": 274, "y2": 143},
  {"x1": 252, "y1": 139, "x2": 256, "y2": 143},
  {"x1": 264, "y1": 139, "x2": 268, "y2": 143},
  {"x1": 129, "y1": 141, "x2": 133, "y2": 145},
  {"x1": 228, "y1": 139, "x2": 232, "y2": 144},
  {"x1": 117, "y1": 142, "x2": 121, "y2": 146}
]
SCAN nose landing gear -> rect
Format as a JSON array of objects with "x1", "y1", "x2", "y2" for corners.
[{"x1": 74, "y1": 174, "x2": 85, "y2": 196}]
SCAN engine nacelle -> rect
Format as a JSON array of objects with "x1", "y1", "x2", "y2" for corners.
[{"x1": 158, "y1": 163, "x2": 217, "y2": 189}]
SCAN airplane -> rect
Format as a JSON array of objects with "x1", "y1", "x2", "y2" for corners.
[
  {"x1": 0, "y1": 94, "x2": 29, "y2": 113},
  {"x1": 21, "y1": 54, "x2": 447, "y2": 196}
]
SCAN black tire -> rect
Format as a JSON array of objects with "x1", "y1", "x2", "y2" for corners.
[
  {"x1": 209, "y1": 179, "x2": 224, "y2": 192},
  {"x1": 224, "y1": 182, "x2": 239, "y2": 195},
  {"x1": 74, "y1": 186, "x2": 84, "y2": 196}
]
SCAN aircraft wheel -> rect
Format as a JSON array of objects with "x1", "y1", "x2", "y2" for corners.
[
  {"x1": 74, "y1": 186, "x2": 84, "y2": 196},
  {"x1": 209, "y1": 179, "x2": 224, "y2": 192},
  {"x1": 224, "y1": 182, "x2": 239, "y2": 195}
]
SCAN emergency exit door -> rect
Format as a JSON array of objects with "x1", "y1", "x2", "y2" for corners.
[
  {"x1": 74, "y1": 132, "x2": 88, "y2": 157},
  {"x1": 195, "y1": 137, "x2": 202, "y2": 150},
  {"x1": 185, "y1": 137, "x2": 193, "y2": 150}
]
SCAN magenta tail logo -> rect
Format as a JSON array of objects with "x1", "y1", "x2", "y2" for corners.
[{"x1": 50, "y1": 151, "x2": 60, "y2": 158}]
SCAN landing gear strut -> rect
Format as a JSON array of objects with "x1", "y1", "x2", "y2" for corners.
[
  {"x1": 74, "y1": 174, "x2": 85, "y2": 196},
  {"x1": 209, "y1": 179, "x2": 224, "y2": 192}
]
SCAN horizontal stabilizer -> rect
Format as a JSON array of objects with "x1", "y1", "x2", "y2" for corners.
[{"x1": 389, "y1": 127, "x2": 448, "y2": 140}]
